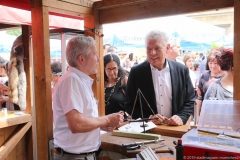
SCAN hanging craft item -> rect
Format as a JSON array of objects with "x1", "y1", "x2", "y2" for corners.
[{"x1": 8, "y1": 35, "x2": 27, "y2": 110}]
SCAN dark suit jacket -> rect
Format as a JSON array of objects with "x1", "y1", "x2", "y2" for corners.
[{"x1": 125, "y1": 59, "x2": 195, "y2": 124}]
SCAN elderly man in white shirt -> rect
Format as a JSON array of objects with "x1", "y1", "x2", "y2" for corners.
[{"x1": 53, "y1": 36, "x2": 123, "y2": 160}]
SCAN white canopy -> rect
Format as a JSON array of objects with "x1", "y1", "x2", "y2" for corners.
[{"x1": 103, "y1": 15, "x2": 226, "y2": 51}]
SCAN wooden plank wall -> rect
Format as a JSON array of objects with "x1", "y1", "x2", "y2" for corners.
[
  {"x1": 0, "y1": 122, "x2": 32, "y2": 160},
  {"x1": 234, "y1": 0, "x2": 240, "y2": 100}
]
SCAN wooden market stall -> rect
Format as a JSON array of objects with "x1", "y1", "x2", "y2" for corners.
[{"x1": 0, "y1": 0, "x2": 239, "y2": 159}]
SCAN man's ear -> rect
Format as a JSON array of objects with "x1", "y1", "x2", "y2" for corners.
[
  {"x1": 77, "y1": 54, "x2": 85, "y2": 65},
  {"x1": 166, "y1": 44, "x2": 171, "y2": 50}
]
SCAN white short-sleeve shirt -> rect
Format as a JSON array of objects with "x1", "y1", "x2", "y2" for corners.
[{"x1": 53, "y1": 67, "x2": 100, "y2": 153}]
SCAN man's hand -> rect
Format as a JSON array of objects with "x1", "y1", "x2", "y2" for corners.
[
  {"x1": 167, "y1": 115, "x2": 183, "y2": 126},
  {"x1": 100, "y1": 126, "x2": 115, "y2": 132},
  {"x1": 0, "y1": 95, "x2": 9, "y2": 103},
  {"x1": 150, "y1": 114, "x2": 168, "y2": 125},
  {"x1": 0, "y1": 84, "x2": 8, "y2": 96},
  {"x1": 107, "y1": 112, "x2": 124, "y2": 127}
]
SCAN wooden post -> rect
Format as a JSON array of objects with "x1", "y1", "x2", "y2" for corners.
[
  {"x1": 21, "y1": 25, "x2": 32, "y2": 114},
  {"x1": 31, "y1": 1, "x2": 53, "y2": 159},
  {"x1": 234, "y1": 0, "x2": 240, "y2": 100},
  {"x1": 84, "y1": 11, "x2": 105, "y2": 116},
  {"x1": 21, "y1": 25, "x2": 33, "y2": 160}
]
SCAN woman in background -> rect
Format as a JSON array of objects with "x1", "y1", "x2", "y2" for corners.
[
  {"x1": 195, "y1": 49, "x2": 225, "y2": 123},
  {"x1": 204, "y1": 47, "x2": 233, "y2": 100},
  {"x1": 104, "y1": 54, "x2": 128, "y2": 115},
  {"x1": 183, "y1": 54, "x2": 197, "y2": 88},
  {"x1": 198, "y1": 50, "x2": 225, "y2": 100}
]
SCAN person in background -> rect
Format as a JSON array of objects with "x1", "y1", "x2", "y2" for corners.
[
  {"x1": 103, "y1": 44, "x2": 111, "y2": 55},
  {"x1": 107, "y1": 46, "x2": 118, "y2": 53},
  {"x1": 183, "y1": 54, "x2": 197, "y2": 88},
  {"x1": 195, "y1": 49, "x2": 225, "y2": 123},
  {"x1": 197, "y1": 50, "x2": 225, "y2": 101},
  {"x1": 125, "y1": 30, "x2": 195, "y2": 126},
  {"x1": 123, "y1": 57, "x2": 131, "y2": 74},
  {"x1": 0, "y1": 57, "x2": 9, "y2": 109},
  {"x1": 199, "y1": 53, "x2": 205, "y2": 61},
  {"x1": 52, "y1": 36, "x2": 123, "y2": 160},
  {"x1": 0, "y1": 58, "x2": 20, "y2": 110},
  {"x1": 194, "y1": 62, "x2": 201, "y2": 80},
  {"x1": 166, "y1": 37, "x2": 184, "y2": 65},
  {"x1": 0, "y1": 56, "x2": 8, "y2": 85},
  {"x1": 200, "y1": 44, "x2": 223, "y2": 75},
  {"x1": 104, "y1": 54, "x2": 128, "y2": 115},
  {"x1": 51, "y1": 61, "x2": 62, "y2": 90},
  {"x1": 204, "y1": 47, "x2": 233, "y2": 100}
]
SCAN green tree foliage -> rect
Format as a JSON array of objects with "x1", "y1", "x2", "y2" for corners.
[{"x1": 6, "y1": 29, "x2": 22, "y2": 36}]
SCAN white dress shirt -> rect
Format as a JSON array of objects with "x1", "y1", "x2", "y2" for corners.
[
  {"x1": 150, "y1": 61, "x2": 172, "y2": 118},
  {"x1": 53, "y1": 67, "x2": 100, "y2": 153}
]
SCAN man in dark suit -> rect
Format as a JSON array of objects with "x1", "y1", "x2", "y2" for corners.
[{"x1": 125, "y1": 30, "x2": 195, "y2": 126}]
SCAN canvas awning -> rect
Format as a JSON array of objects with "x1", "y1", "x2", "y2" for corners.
[
  {"x1": 0, "y1": 5, "x2": 83, "y2": 29},
  {"x1": 103, "y1": 15, "x2": 228, "y2": 52}
]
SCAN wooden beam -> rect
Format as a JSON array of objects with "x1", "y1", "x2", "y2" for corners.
[
  {"x1": 0, "y1": 122, "x2": 32, "y2": 160},
  {"x1": 94, "y1": 9, "x2": 105, "y2": 116},
  {"x1": 57, "y1": 0, "x2": 94, "y2": 7},
  {"x1": 31, "y1": 2, "x2": 52, "y2": 159},
  {"x1": 22, "y1": 24, "x2": 33, "y2": 160},
  {"x1": 22, "y1": 25, "x2": 32, "y2": 114},
  {"x1": 98, "y1": 0, "x2": 234, "y2": 24},
  {"x1": 0, "y1": 24, "x2": 20, "y2": 31},
  {"x1": 94, "y1": 0, "x2": 158, "y2": 10},
  {"x1": 42, "y1": 0, "x2": 93, "y2": 18},
  {"x1": 234, "y1": 0, "x2": 240, "y2": 100}
]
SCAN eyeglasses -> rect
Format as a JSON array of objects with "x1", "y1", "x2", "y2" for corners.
[
  {"x1": 52, "y1": 72, "x2": 62, "y2": 77},
  {"x1": 105, "y1": 67, "x2": 118, "y2": 72}
]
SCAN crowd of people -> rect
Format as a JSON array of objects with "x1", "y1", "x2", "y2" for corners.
[
  {"x1": 102, "y1": 32, "x2": 234, "y2": 126},
  {"x1": 0, "y1": 25, "x2": 233, "y2": 159}
]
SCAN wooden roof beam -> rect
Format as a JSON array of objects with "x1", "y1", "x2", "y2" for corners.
[
  {"x1": 42, "y1": 0, "x2": 94, "y2": 18},
  {"x1": 97, "y1": 0, "x2": 234, "y2": 24},
  {"x1": 94, "y1": 0, "x2": 158, "y2": 10}
]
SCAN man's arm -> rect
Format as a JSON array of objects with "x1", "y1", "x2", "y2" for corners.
[{"x1": 65, "y1": 109, "x2": 123, "y2": 133}]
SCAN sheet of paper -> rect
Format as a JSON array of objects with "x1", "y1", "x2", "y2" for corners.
[{"x1": 118, "y1": 119, "x2": 157, "y2": 133}]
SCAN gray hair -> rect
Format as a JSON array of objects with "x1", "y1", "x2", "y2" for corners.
[
  {"x1": 145, "y1": 30, "x2": 169, "y2": 46},
  {"x1": 66, "y1": 36, "x2": 96, "y2": 67},
  {"x1": 0, "y1": 56, "x2": 8, "y2": 69},
  {"x1": 51, "y1": 61, "x2": 62, "y2": 74},
  {"x1": 169, "y1": 37, "x2": 180, "y2": 48}
]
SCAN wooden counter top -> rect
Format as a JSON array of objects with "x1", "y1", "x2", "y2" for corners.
[
  {"x1": 0, "y1": 113, "x2": 32, "y2": 128},
  {"x1": 101, "y1": 132, "x2": 178, "y2": 158},
  {"x1": 148, "y1": 124, "x2": 190, "y2": 138}
]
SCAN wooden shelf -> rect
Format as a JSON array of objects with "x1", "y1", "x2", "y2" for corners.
[{"x1": 0, "y1": 114, "x2": 32, "y2": 129}]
